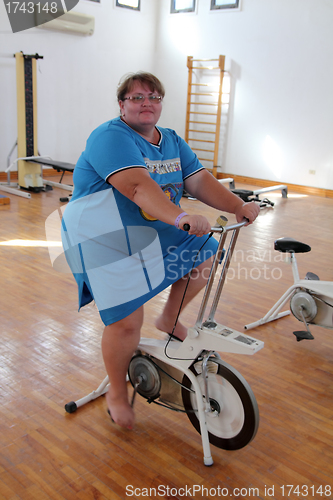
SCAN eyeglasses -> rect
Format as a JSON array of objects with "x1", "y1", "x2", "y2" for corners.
[{"x1": 123, "y1": 94, "x2": 163, "y2": 104}]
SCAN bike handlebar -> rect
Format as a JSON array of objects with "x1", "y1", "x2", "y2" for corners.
[{"x1": 183, "y1": 217, "x2": 249, "y2": 233}]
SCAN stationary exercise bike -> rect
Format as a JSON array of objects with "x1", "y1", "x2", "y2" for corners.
[
  {"x1": 65, "y1": 217, "x2": 264, "y2": 466},
  {"x1": 245, "y1": 237, "x2": 333, "y2": 341}
]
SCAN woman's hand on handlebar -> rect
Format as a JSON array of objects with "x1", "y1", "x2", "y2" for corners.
[
  {"x1": 180, "y1": 214, "x2": 211, "y2": 236},
  {"x1": 235, "y1": 202, "x2": 260, "y2": 225}
]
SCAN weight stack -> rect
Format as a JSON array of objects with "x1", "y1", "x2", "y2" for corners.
[{"x1": 15, "y1": 52, "x2": 43, "y2": 191}]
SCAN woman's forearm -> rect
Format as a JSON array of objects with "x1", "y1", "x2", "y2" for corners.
[
  {"x1": 185, "y1": 169, "x2": 244, "y2": 213},
  {"x1": 131, "y1": 174, "x2": 185, "y2": 225},
  {"x1": 184, "y1": 169, "x2": 260, "y2": 223},
  {"x1": 108, "y1": 166, "x2": 211, "y2": 235}
]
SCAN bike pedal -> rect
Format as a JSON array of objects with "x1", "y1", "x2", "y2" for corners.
[
  {"x1": 305, "y1": 271, "x2": 320, "y2": 280},
  {"x1": 293, "y1": 330, "x2": 315, "y2": 342}
]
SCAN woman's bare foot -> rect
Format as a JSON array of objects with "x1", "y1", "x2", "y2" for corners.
[
  {"x1": 155, "y1": 315, "x2": 188, "y2": 341},
  {"x1": 105, "y1": 390, "x2": 134, "y2": 430}
]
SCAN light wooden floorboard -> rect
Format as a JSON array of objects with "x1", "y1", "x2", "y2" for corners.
[{"x1": 0, "y1": 175, "x2": 332, "y2": 499}]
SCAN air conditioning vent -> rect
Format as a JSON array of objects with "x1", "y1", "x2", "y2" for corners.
[{"x1": 36, "y1": 11, "x2": 95, "y2": 35}]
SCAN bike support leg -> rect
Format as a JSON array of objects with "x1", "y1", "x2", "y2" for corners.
[{"x1": 185, "y1": 367, "x2": 214, "y2": 466}]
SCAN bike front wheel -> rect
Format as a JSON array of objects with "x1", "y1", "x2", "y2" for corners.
[{"x1": 181, "y1": 358, "x2": 259, "y2": 450}]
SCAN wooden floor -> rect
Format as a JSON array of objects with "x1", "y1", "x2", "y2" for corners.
[{"x1": 0, "y1": 175, "x2": 332, "y2": 500}]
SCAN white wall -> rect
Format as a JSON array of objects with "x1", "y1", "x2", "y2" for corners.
[
  {"x1": 1, "y1": 0, "x2": 332, "y2": 190},
  {"x1": 0, "y1": 0, "x2": 158, "y2": 167},
  {"x1": 155, "y1": 0, "x2": 333, "y2": 189}
]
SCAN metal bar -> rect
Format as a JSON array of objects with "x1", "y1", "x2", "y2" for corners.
[
  {"x1": 202, "y1": 352, "x2": 214, "y2": 413},
  {"x1": 195, "y1": 221, "x2": 248, "y2": 327},
  {"x1": 244, "y1": 311, "x2": 291, "y2": 331},
  {"x1": 195, "y1": 230, "x2": 227, "y2": 328},
  {"x1": 208, "y1": 228, "x2": 241, "y2": 322},
  {"x1": 0, "y1": 185, "x2": 31, "y2": 198},
  {"x1": 218, "y1": 177, "x2": 234, "y2": 184},
  {"x1": 43, "y1": 180, "x2": 73, "y2": 192},
  {"x1": 218, "y1": 178, "x2": 235, "y2": 189},
  {"x1": 6, "y1": 140, "x2": 18, "y2": 185},
  {"x1": 74, "y1": 376, "x2": 110, "y2": 409},
  {"x1": 252, "y1": 184, "x2": 288, "y2": 197}
]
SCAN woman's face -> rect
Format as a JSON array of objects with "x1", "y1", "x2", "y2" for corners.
[{"x1": 119, "y1": 81, "x2": 163, "y2": 134}]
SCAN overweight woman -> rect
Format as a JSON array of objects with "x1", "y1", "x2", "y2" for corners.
[{"x1": 61, "y1": 72, "x2": 260, "y2": 430}]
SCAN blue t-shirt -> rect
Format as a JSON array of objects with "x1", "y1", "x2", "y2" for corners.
[
  {"x1": 62, "y1": 117, "x2": 218, "y2": 325},
  {"x1": 72, "y1": 117, "x2": 203, "y2": 206}
]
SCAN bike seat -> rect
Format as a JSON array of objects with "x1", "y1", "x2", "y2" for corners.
[{"x1": 274, "y1": 237, "x2": 311, "y2": 253}]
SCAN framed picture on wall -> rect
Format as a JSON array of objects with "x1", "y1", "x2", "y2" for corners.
[{"x1": 211, "y1": 0, "x2": 241, "y2": 11}]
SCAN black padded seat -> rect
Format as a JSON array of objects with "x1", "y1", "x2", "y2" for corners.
[
  {"x1": 232, "y1": 189, "x2": 255, "y2": 202},
  {"x1": 274, "y1": 237, "x2": 311, "y2": 253}
]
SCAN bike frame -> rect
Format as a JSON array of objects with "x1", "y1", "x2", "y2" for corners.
[
  {"x1": 245, "y1": 250, "x2": 333, "y2": 332},
  {"x1": 65, "y1": 220, "x2": 264, "y2": 465}
]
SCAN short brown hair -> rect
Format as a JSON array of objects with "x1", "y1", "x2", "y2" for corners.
[{"x1": 117, "y1": 72, "x2": 165, "y2": 101}]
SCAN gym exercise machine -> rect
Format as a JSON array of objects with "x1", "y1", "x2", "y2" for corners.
[
  {"x1": 245, "y1": 237, "x2": 333, "y2": 341},
  {"x1": 231, "y1": 185, "x2": 288, "y2": 206},
  {"x1": 1, "y1": 52, "x2": 74, "y2": 199},
  {"x1": 65, "y1": 216, "x2": 264, "y2": 466},
  {"x1": 2, "y1": 52, "x2": 44, "y2": 198}
]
